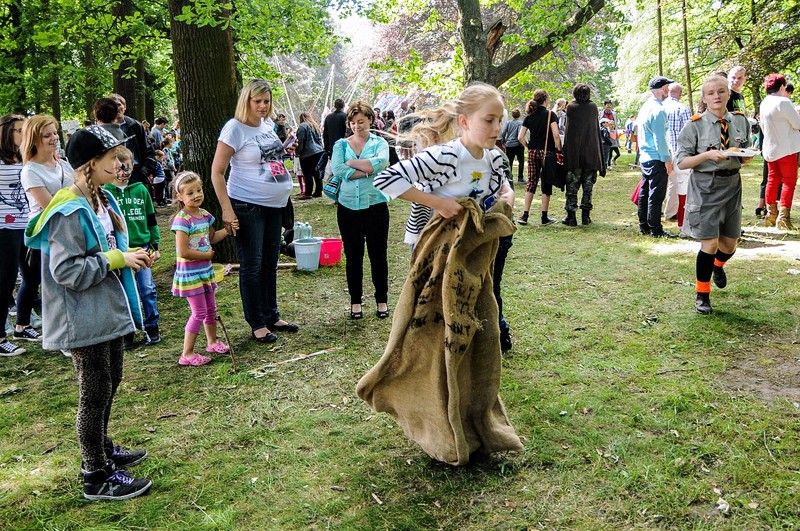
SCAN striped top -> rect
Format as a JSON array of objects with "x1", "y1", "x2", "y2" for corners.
[
  {"x1": 171, "y1": 208, "x2": 217, "y2": 297},
  {"x1": 373, "y1": 139, "x2": 508, "y2": 244},
  {"x1": 0, "y1": 160, "x2": 29, "y2": 230}
]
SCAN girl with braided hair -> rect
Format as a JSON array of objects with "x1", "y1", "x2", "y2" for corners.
[{"x1": 25, "y1": 125, "x2": 154, "y2": 500}]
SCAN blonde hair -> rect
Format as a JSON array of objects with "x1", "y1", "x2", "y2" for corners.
[
  {"x1": 75, "y1": 155, "x2": 127, "y2": 233},
  {"x1": 173, "y1": 171, "x2": 203, "y2": 211},
  {"x1": 404, "y1": 82, "x2": 503, "y2": 149},
  {"x1": 298, "y1": 112, "x2": 320, "y2": 132},
  {"x1": 21, "y1": 114, "x2": 59, "y2": 164},
  {"x1": 701, "y1": 75, "x2": 730, "y2": 97},
  {"x1": 235, "y1": 79, "x2": 273, "y2": 124}
]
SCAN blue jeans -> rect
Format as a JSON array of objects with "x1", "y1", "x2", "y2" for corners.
[
  {"x1": 231, "y1": 199, "x2": 283, "y2": 331},
  {"x1": 638, "y1": 160, "x2": 668, "y2": 234},
  {"x1": 134, "y1": 266, "x2": 159, "y2": 329}
]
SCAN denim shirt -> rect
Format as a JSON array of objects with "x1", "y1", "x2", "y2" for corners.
[{"x1": 331, "y1": 134, "x2": 390, "y2": 211}]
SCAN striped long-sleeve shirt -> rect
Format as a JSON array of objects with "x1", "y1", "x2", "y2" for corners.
[{"x1": 373, "y1": 139, "x2": 508, "y2": 244}]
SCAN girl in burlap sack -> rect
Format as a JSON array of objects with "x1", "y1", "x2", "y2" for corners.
[{"x1": 360, "y1": 83, "x2": 522, "y2": 465}]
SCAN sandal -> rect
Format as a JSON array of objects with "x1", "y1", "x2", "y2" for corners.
[
  {"x1": 206, "y1": 342, "x2": 230, "y2": 354},
  {"x1": 178, "y1": 353, "x2": 212, "y2": 366}
]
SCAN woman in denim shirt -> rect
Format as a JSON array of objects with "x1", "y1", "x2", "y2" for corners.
[{"x1": 331, "y1": 101, "x2": 390, "y2": 320}]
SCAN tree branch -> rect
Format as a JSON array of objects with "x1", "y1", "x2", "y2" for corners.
[{"x1": 489, "y1": 0, "x2": 606, "y2": 87}]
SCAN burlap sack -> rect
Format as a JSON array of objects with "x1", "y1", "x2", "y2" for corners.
[{"x1": 356, "y1": 198, "x2": 523, "y2": 465}]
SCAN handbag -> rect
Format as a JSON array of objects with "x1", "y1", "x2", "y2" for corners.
[
  {"x1": 322, "y1": 141, "x2": 346, "y2": 200},
  {"x1": 541, "y1": 111, "x2": 567, "y2": 191}
]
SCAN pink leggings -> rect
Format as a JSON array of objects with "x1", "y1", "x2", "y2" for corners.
[
  {"x1": 185, "y1": 291, "x2": 217, "y2": 335},
  {"x1": 766, "y1": 153, "x2": 798, "y2": 208}
]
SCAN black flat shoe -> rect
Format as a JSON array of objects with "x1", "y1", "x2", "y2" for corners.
[
  {"x1": 252, "y1": 331, "x2": 278, "y2": 343},
  {"x1": 376, "y1": 309, "x2": 390, "y2": 319},
  {"x1": 350, "y1": 310, "x2": 363, "y2": 320},
  {"x1": 270, "y1": 322, "x2": 299, "y2": 333}
]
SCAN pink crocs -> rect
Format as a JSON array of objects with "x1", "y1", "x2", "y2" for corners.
[
  {"x1": 178, "y1": 353, "x2": 212, "y2": 366},
  {"x1": 205, "y1": 342, "x2": 230, "y2": 354}
]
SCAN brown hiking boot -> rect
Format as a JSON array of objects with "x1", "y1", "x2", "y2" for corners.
[
  {"x1": 764, "y1": 203, "x2": 778, "y2": 227},
  {"x1": 776, "y1": 206, "x2": 795, "y2": 231}
]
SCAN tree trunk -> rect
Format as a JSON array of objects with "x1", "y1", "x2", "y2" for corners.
[
  {"x1": 84, "y1": 44, "x2": 96, "y2": 121},
  {"x1": 9, "y1": 3, "x2": 26, "y2": 113},
  {"x1": 112, "y1": 0, "x2": 139, "y2": 118},
  {"x1": 681, "y1": 0, "x2": 693, "y2": 112},
  {"x1": 656, "y1": 0, "x2": 663, "y2": 76},
  {"x1": 135, "y1": 57, "x2": 147, "y2": 122},
  {"x1": 168, "y1": 0, "x2": 239, "y2": 262},
  {"x1": 456, "y1": 0, "x2": 490, "y2": 84}
]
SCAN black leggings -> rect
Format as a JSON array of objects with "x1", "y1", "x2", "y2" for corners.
[
  {"x1": 72, "y1": 338, "x2": 124, "y2": 471},
  {"x1": 608, "y1": 147, "x2": 621, "y2": 165},
  {"x1": 0, "y1": 229, "x2": 23, "y2": 335},
  {"x1": 16, "y1": 246, "x2": 40, "y2": 327},
  {"x1": 336, "y1": 202, "x2": 390, "y2": 305},
  {"x1": 299, "y1": 152, "x2": 324, "y2": 197}
]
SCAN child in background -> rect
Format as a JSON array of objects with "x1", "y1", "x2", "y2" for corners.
[
  {"x1": 104, "y1": 147, "x2": 162, "y2": 348},
  {"x1": 607, "y1": 122, "x2": 622, "y2": 167},
  {"x1": 171, "y1": 171, "x2": 231, "y2": 366},
  {"x1": 152, "y1": 150, "x2": 167, "y2": 207},
  {"x1": 25, "y1": 126, "x2": 153, "y2": 500}
]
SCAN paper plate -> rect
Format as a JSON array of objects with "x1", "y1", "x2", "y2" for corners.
[{"x1": 720, "y1": 148, "x2": 760, "y2": 157}]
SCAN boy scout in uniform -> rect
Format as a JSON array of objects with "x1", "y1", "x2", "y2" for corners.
[{"x1": 675, "y1": 75, "x2": 751, "y2": 314}]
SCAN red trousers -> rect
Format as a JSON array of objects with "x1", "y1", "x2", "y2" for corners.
[{"x1": 766, "y1": 153, "x2": 798, "y2": 208}]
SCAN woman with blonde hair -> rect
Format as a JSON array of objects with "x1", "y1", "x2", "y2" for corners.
[
  {"x1": 17, "y1": 115, "x2": 76, "y2": 341},
  {"x1": 295, "y1": 111, "x2": 325, "y2": 199},
  {"x1": 211, "y1": 79, "x2": 298, "y2": 344}
]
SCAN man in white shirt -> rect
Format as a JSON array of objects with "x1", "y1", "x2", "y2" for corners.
[
  {"x1": 759, "y1": 73, "x2": 800, "y2": 229},
  {"x1": 662, "y1": 83, "x2": 692, "y2": 235}
]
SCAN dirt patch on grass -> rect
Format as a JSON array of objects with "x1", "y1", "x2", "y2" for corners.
[
  {"x1": 651, "y1": 229, "x2": 800, "y2": 263},
  {"x1": 722, "y1": 342, "x2": 800, "y2": 403}
]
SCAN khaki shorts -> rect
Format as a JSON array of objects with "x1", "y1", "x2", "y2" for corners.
[{"x1": 684, "y1": 171, "x2": 742, "y2": 240}]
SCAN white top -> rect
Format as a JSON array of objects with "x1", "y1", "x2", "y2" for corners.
[
  {"x1": 218, "y1": 118, "x2": 293, "y2": 208},
  {"x1": 759, "y1": 94, "x2": 800, "y2": 162},
  {"x1": 20, "y1": 159, "x2": 76, "y2": 218},
  {"x1": 96, "y1": 207, "x2": 117, "y2": 250},
  {"x1": 434, "y1": 141, "x2": 493, "y2": 200}
]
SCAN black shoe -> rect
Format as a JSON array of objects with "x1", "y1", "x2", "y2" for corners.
[
  {"x1": 638, "y1": 225, "x2": 651, "y2": 236},
  {"x1": 561, "y1": 211, "x2": 577, "y2": 227},
  {"x1": 110, "y1": 446, "x2": 147, "y2": 469},
  {"x1": 755, "y1": 207, "x2": 766, "y2": 218},
  {"x1": 500, "y1": 331, "x2": 512, "y2": 352},
  {"x1": 713, "y1": 266, "x2": 727, "y2": 289},
  {"x1": 350, "y1": 306, "x2": 363, "y2": 320},
  {"x1": 517, "y1": 215, "x2": 529, "y2": 225},
  {"x1": 251, "y1": 331, "x2": 278, "y2": 343},
  {"x1": 581, "y1": 210, "x2": 592, "y2": 225},
  {"x1": 13, "y1": 326, "x2": 41, "y2": 342},
  {"x1": 83, "y1": 462, "x2": 152, "y2": 501},
  {"x1": 123, "y1": 332, "x2": 135, "y2": 350},
  {"x1": 376, "y1": 308, "x2": 390, "y2": 319},
  {"x1": 517, "y1": 179, "x2": 525, "y2": 184},
  {"x1": 651, "y1": 230, "x2": 678, "y2": 239},
  {"x1": 542, "y1": 217, "x2": 557, "y2": 226},
  {"x1": 270, "y1": 321, "x2": 299, "y2": 333},
  {"x1": 695, "y1": 292, "x2": 713, "y2": 315},
  {"x1": 144, "y1": 325, "x2": 161, "y2": 346}
]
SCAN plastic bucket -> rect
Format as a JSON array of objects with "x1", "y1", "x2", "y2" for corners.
[
  {"x1": 319, "y1": 238, "x2": 343, "y2": 266},
  {"x1": 294, "y1": 238, "x2": 322, "y2": 271}
]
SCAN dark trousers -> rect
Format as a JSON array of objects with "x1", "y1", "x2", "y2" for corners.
[
  {"x1": 0, "y1": 229, "x2": 23, "y2": 335},
  {"x1": 505, "y1": 144, "x2": 525, "y2": 182},
  {"x1": 231, "y1": 199, "x2": 283, "y2": 330},
  {"x1": 72, "y1": 338, "x2": 124, "y2": 471},
  {"x1": 608, "y1": 146, "x2": 621, "y2": 165},
  {"x1": 299, "y1": 152, "x2": 324, "y2": 197},
  {"x1": 16, "y1": 246, "x2": 40, "y2": 327},
  {"x1": 638, "y1": 160, "x2": 668, "y2": 234},
  {"x1": 336, "y1": 202, "x2": 390, "y2": 305},
  {"x1": 493, "y1": 235, "x2": 513, "y2": 334}
]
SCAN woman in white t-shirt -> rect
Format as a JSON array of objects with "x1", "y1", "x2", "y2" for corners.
[
  {"x1": 17, "y1": 115, "x2": 75, "y2": 340},
  {"x1": 211, "y1": 79, "x2": 299, "y2": 344}
]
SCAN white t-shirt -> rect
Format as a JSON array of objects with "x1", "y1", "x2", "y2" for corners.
[
  {"x1": 20, "y1": 159, "x2": 76, "y2": 218},
  {"x1": 96, "y1": 207, "x2": 117, "y2": 251},
  {"x1": 218, "y1": 118, "x2": 293, "y2": 208},
  {"x1": 432, "y1": 141, "x2": 493, "y2": 202}
]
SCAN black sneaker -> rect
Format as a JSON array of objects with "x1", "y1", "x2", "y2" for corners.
[
  {"x1": 651, "y1": 231, "x2": 678, "y2": 239},
  {"x1": 111, "y1": 446, "x2": 148, "y2": 469},
  {"x1": 713, "y1": 266, "x2": 727, "y2": 289},
  {"x1": 83, "y1": 464, "x2": 152, "y2": 501},
  {"x1": 695, "y1": 292, "x2": 713, "y2": 315},
  {"x1": 123, "y1": 332, "x2": 135, "y2": 350},
  {"x1": 517, "y1": 215, "x2": 529, "y2": 225},
  {"x1": 500, "y1": 331, "x2": 512, "y2": 352},
  {"x1": 541, "y1": 217, "x2": 557, "y2": 226},
  {"x1": 0, "y1": 339, "x2": 25, "y2": 356},
  {"x1": 144, "y1": 326, "x2": 161, "y2": 346},
  {"x1": 13, "y1": 326, "x2": 41, "y2": 342}
]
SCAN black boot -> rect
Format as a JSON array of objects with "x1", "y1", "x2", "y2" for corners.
[
  {"x1": 581, "y1": 209, "x2": 592, "y2": 225},
  {"x1": 712, "y1": 266, "x2": 727, "y2": 289},
  {"x1": 695, "y1": 292, "x2": 713, "y2": 315},
  {"x1": 561, "y1": 211, "x2": 577, "y2": 226}
]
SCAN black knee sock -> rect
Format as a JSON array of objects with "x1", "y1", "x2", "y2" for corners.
[
  {"x1": 715, "y1": 249, "x2": 735, "y2": 268},
  {"x1": 696, "y1": 250, "x2": 715, "y2": 283},
  {"x1": 541, "y1": 211, "x2": 549, "y2": 222}
]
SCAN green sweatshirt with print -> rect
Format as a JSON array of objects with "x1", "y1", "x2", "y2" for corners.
[{"x1": 103, "y1": 181, "x2": 161, "y2": 249}]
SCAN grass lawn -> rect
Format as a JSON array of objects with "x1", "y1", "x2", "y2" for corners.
[{"x1": 1, "y1": 153, "x2": 799, "y2": 529}]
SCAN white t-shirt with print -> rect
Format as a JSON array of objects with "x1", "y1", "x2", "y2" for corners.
[
  {"x1": 96, "y1": 207, "x2": 117, "y2": 251},
  {"x1": 218, "y1": 118, "x2": 293, "y2": 208},
  {"x1": 432, "y1": 140, "x2": 493, "y2": 202},
  {"x1": 20, "y1": 159, "x2": 76, "y2": 218}
]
